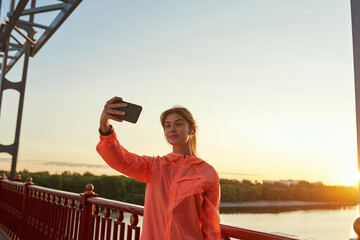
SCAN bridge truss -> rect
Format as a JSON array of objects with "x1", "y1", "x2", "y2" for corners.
[{"x1": 0, "y1": 0, "x2": 82, "y2": 179}]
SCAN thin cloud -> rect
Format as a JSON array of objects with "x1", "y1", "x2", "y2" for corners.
[
  {"x1": 0, "y1": 158, "x2": 108, "y2": 169},
  {"x1": 40, "y1": 160, "x2": 108, "y2": 169}
]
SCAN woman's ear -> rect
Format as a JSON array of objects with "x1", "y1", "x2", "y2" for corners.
[{"x1": 190, "y1": 127, "x2": 196, "y2": 135}]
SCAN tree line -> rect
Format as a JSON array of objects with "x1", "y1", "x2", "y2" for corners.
[
  {"x1": 0, "y1": 170, "x2": 357, "y2": 205},
  {"x1": 220, "y1": 179, "x2": 357, "y2": 203}
]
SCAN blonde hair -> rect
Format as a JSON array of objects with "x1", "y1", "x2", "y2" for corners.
[{"x1": 160, "y1": 106, "x2": 197, "y2": 156}]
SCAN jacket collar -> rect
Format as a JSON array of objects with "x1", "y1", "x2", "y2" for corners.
[{"x1": 165, "y1": 152, "x2": 204, "y2": 165}]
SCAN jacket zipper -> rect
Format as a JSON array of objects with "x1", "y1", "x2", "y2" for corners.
[{"x1": 164, "y1": 156, "x2": 186, "y2": 240}]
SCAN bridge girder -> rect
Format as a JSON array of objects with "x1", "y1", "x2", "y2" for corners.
[{"x1": 0, "y1": 0, "x2": 82, "y2": 179}]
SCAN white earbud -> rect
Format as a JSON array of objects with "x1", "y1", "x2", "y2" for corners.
[{"x1": 190, "y1": 130, "x2": 194, "y2": 135}]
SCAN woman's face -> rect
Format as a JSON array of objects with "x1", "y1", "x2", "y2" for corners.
[{"x1": 164, "y1": 113, "x2": 192, "y2": 146}]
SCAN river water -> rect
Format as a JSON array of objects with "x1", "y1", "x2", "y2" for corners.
[
  {"x1": 120, "y1": 204, "x2": 358, "y2": 239},
  {"x1": 219, "y1": 205, "x2": 359, "y2": 240}
]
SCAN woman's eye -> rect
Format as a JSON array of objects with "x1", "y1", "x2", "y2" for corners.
[{"x1": 165, "y1": 125, "x2": 170, "y2": 128}]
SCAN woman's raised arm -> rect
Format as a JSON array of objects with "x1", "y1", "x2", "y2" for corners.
[{"x1": 97, "y1": 96, "x2": 153, "y2": 183}]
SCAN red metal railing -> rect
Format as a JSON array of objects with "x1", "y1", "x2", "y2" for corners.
[{"x1": 0, "y1": 175, "x2": 300, "y2": 240}]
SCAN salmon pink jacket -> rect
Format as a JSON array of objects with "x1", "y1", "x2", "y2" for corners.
[{"x1": 96, "y1": 131, "x2": 221, "y2": 240}]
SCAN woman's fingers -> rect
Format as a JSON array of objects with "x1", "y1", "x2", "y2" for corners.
[
  {"x1": 106, "y1": 96, "x2": 123, "y2": 104},
  {"x1": 105, "y1": 96, "x2": 128, "y2": 110},
  {"x1": 104, "y1": 113, "x2": 123, "y2": 122},
  {"x1": 108, "y1": 102, "x2": 128, "y2": 109},
  {"x1": 105, "y1": 108, "x2": 126, "y2": 116}
]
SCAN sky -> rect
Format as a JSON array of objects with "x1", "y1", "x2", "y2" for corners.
[{"x1": 0, "y1": 0, "x2": 357, "y2": 186}]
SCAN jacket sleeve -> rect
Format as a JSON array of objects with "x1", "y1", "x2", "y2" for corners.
[
  {"x1": 96, "y1": 131, "x2": 153, "y2": 183},
  {"x1": 202, "y1": 172, "x2": 221, "y2": 240}
]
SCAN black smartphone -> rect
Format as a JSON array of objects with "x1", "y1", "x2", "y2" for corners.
[{"x1": 112, "y1": 100, "x2": 142, "y2": 123}]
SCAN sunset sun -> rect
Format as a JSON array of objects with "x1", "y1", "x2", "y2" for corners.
[{"x1": 338, "y1": 169, "x2": 359, "y2": 186}]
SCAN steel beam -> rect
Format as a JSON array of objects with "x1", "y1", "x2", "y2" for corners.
[
  {"x1": 0, "y1": 0, "x2": 29, "y2": 52},
  {"x1": 0, "y1": 17, "x2": 33, "y2": 181},
  {"x1": 17, "y1": 19, "x2": 48, "y2": 30},
  {"x1": 351, "y1": 0, "x2": 360, "y2": 214},
  {"x1": 31, "y1": 0, "x2": 82, "y2": 56},
  {"x1": 20, "y1": 3, "x2": 65, "y2": 15}
]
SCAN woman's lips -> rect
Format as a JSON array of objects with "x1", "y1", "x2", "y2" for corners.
[{"x1": 169, "y1": 135, "x2": 178, "y2": 140}]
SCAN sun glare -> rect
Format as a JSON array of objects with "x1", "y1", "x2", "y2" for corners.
[{"x1": 338, "y1": 170, "x2": 359, "y2": 186}]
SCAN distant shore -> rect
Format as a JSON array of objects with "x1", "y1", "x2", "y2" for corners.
[{"x1": 220, "y1": 200, "x2": 356, "y2": 208}]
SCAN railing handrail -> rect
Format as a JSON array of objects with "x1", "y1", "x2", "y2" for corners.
[
  {"x1": 87, "y1": 196, "x2": 144, "y2": 216},
  {"x1": 220, "y1": 224, "x2": 298, "y2": 240},
  {"x1": 27, "y1": 183, "x2": 81, "y2": 201},
  {"x1": 1, "y1": 178, "x2": 24, "y2": 187}
]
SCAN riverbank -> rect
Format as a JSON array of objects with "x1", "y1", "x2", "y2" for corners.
[
  {"x1": 219, "y1": 200, "x2": 356, "y2": 214},
  {"x1": 220, "y1": 200, "x2": 356, "y2": 208}
]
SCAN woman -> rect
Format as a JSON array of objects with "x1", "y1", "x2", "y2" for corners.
[{"x1": 96, "y1": 97, "x2": 221, "y2": 240}]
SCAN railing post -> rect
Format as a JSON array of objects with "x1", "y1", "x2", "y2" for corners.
[
  {"x1": 79, "y1": 184, "x2": 98, "y2": 240},
  {"x1": 13, "y1": 174, "x2": 22, "y2": 182},
  {"x1": 351, "y1": 217, "x2": 360, "y2": 240},
  {"x1": 19, "y1": 177, "x2": 33, "y2": 239},
  {"x1": 0, "y1": 174, "x2": 6, "y2": 226}
]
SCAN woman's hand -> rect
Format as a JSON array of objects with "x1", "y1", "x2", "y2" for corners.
[{"x1": 100, "y1": 96, "x2": 128, "y2": 132}]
